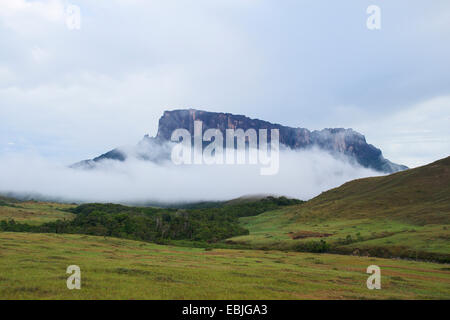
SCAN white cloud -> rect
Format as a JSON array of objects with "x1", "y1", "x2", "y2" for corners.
[
  {"x1": 0, "y1": 0, "x2": 449, "y2": 171},
  {"x1": 0, "y1": 65, "x2": 16, "y2": 85},
  {"x1": 0, "y1": 148, "x2": 380, "y2": 203},
  {"x1": 31, "y1": 46, "x2": 50, "y2": 63},
  {"x1": 0, "y1": 0, "x2": 65, "y2": 34},
  {"x1": 355, "y1": 95, "x2": 450, "y2": 168},
  {"x1": 0, "y1": 69, "x2": 194, "y2": 161}
]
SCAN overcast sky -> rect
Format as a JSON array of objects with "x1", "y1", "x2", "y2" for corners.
[{"x1": 1, "y1": 0, "x2": 449, "y2": 167}]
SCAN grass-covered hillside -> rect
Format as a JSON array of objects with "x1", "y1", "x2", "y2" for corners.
[
  {"x1": 297, "y1": 156, "x2": 450, "y2": 225},
  {"x1": 230, "y1": 157, "x2": 450, "y2": 262},
  {"x1": 0, "y1": 197, "x2": 75, "y2": 225}
]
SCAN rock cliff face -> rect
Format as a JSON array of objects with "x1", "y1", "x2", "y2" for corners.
[{"x1": 73, "y1": 109, "x2": 407, "y2": 173}]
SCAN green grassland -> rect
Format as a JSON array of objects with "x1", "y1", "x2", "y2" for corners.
[
  {"x1": 0, "y1": 157, "x2": 448, "y2": 299},
  {"x1": 231, "y1": 210, "x2": 449, "y2": 260},
  {"x1": 0, "y1": 198, "x2": 75, "y2": 226},
  {"x1": 230, "y1": 157, "x2": 450, "y2": 262},
  {"x1": 0, "y1": 232, "x2": 449, "y2": 300}
]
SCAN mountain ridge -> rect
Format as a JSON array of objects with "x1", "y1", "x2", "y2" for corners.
[{"x1": 73, "y1": 109, "x2": 407, "y2": 173}]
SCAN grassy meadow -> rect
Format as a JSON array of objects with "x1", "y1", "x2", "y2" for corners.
[
  {"x1": 0, "y1": 157, "x2": 449, "y2": 299},
  {"x1": 0, "y1": 232, "x2": 449, "y2": 300},
  {"x1": 230, "y1": 209, "x2": 450, "y2": 261},
  {"x1": 0, "y1": 197, "x2": 75, "y2": 226}
]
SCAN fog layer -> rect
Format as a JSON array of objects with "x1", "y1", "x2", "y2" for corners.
[{"x1": 0, "y1": 148, "x2": 381, "y2": 204}]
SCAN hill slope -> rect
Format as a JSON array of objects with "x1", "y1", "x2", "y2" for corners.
[
  {"x1": 230, "y1": 156, "x2": 450, "y2": 261},
  {"x1": 294, "y1": 156, "x2": 450, "y2": 225}
]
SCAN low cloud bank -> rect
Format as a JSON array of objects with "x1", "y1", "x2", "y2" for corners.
[{"x1": 0, "y1": 148, "x2": 381, "y2": 204}]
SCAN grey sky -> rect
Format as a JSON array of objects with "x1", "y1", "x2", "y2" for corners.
[{"x1": 0, "y1": 0, "x2": 449, "y2": 167}]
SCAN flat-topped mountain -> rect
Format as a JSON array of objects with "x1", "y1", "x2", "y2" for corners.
[{"x1": 73, "y1": 109, "x2": 407, "y2": 173}]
